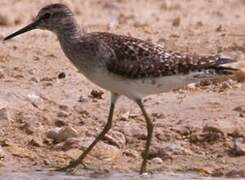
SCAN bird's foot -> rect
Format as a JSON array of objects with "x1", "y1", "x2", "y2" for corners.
[{"x1": 55, "y1": 160, "x2": 88, "y2": 174}]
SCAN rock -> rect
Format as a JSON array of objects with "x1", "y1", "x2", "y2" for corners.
[
  {"x1": 0, "y1": 108, "x2": 11, "y2": 127},
  {"x1": 27, "y1": 93, "x2": 40, "y2": 105},
  {"x1": 119, "y1": 111, "x2": 130, "y2": 121},
  {"x1": 33, "y1": 56, "x2": 40, "y2": 61},
  {"x1": 187, "y1": 83, "x2": 196, "y2": 90},
  {"x1": 65, "y1": 148, "x2": 83, "y2": 160},
  {"x1": 60, "y1": 127, "x2": 78, "y2": 140},
  {"x1": 190, "y1": 125, "x2": 225, "y2": 144},
  {"x1": 58, "y1": 105, "x2": 69, "y2": 111},
  {"x1": 240, "y1": 113, "x2": 245, "y2": 118},
  {"x1": 46, "y1": 128, "x2": 60, "y2": 141},
  {"x1": 232, "y1": 137, "x2": 245, "y2": 156},
  {"x1": 149, "y1": 143, "x2": 188, "y2": 160},
  {"x1": 57, "y1": 111, "x2": 71, "y2": 118},
  {"x1": 47, "y1": 127, "x2": 78, "y2": 143},
  {"x1": 151, "y1": 157, "x2": 163, "y2": 164},
  {"x1": 199, "y1": 79, "x2": 212, "y2": 86},
  {"x1": 92, "y1": 142, "x2": 120, "y2": 162},
  {"x1": 43, "y1": 159, "x2": 50, "y2": 165},
  {"x1": 66, "y1": 141, "x2": 120, "y2": 163},
  {"x1": 89, "y1": 90, "x2": 104, "y2": 99},
  {"x1": 60, "y1": 137, "x2": 82, "y2": 151},
  {"x1": 41, "y1": 77, "x2": 54, "y2": 82},
  {"x1": 54, "y1": 119, "x2": 67, "y2": 127},
  {"x1": 30, "y1": 77, "x2": 38, "y2": 83},
  {"x1": 216, "y1": 25, "x2": 222, "y2": 32},
  {"x1": 78, "y1": 137, "x2": 121, "y2": 162},
  {"x1": 43, "y1": 138, "x2": 53, "y2": 146},
  {"x1": 234, "y1": 105, "x2": 245, "y2": 116},
  {"x1": 172, "y1": 17, "x2": 181, "y2": 27},
  {"x1": 103, "y1": 131, "x2": 126, "y2": 148},
  {"x1": 78, "y1": 95, "x2": 88, "y2": 103},
  {"x1": 195, "y1": 21, "x2": 203, "y2": 28},
  {"x1": 58, "y1": 72, "x2": 66, "y2": 79}
]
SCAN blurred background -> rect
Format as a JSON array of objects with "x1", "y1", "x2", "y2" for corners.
[{"x1": 1, "y1": 0, "x2": 245, "y2": 55}]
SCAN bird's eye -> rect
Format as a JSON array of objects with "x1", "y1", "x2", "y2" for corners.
[{"x1": 43, "y1": 13, "x2": 51, "y2": 19}]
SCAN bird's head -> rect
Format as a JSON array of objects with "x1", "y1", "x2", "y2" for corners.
[{"x1": 4, "y1": 4, "x2": 74, "y2": 41}]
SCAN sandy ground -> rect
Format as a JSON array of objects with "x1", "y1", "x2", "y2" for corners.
[{"x1": 0, "y1": 0, "x2": 245, "y2": 178}]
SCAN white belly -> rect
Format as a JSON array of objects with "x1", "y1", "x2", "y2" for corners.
[{"x1": 81, "y1": 69, "x2": 209, "y2": 99}]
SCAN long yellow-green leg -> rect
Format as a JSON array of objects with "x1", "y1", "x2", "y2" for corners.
[
  {"x1": 58, "y1": 93, "x2": 119, "y2": 171},
  {"x1": 136, "y1": 99, "x2": 154, "y2": 174}
]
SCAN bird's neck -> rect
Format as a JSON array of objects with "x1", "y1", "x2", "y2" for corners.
[
  {"x1": 55, "y1": 17, "x2": 87, "y2": 68},
  {"x1": 56, "y1": 17, "x2": 84, "y2": 43}
]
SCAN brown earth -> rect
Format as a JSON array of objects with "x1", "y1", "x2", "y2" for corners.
[{"x1": 0, "y1": 0, "x2": 245, "y2": 178}]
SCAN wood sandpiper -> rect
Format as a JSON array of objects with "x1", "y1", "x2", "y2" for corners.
[{"x1": 3, "y1": 3, "x2": 239, "y2": 174}]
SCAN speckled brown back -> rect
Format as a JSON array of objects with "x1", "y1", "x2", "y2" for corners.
[{"x1": 89, "y1": 32, "x2": 236, "y2": 79}]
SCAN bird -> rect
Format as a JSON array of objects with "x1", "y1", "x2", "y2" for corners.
[{"x1": 3, "y1": 3, "x2": 240, "y2": 174}]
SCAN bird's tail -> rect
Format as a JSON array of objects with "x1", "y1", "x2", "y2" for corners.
[
  {"x1": 232, "y1": 70, "x2": 245, "y2": 82},
  {"x1": 209, "y1": 56, "x2": 245, "y2": 83},
  {"x1": 214, "y1": 56, "x2": 237, "y2": 65}
]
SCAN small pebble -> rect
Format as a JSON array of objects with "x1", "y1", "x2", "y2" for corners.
[
  {"x1": 78, "y1": 95, "x2": 88, "y2": 103},
  {"x1": 47, "y1": 127, "x2": 78, "y2": 143},
  {"x1": 54, "y1": 119, "x2": 67, "y2": 127},
  {"x1": 234, "y1": 106, "x2": 245, "y2": 113},
  {"x1": 233, "y1": 137, "x2": 245, "y2": 156},
  {"x1": 58, "y1": 105, "x2": 69, "y2": 111},
  {"x1": 61, "y1": 137, "x2": 82, "y2": 151},
  {"x1": 151, "y1": 157, "x2": 163, "y2": 164},
  {"x1": 172, "y1": 17, "x2": 181, "y2": 27},
  {"x1": 187, "y1": 83, "x2": 196, "y2": 90},
  {"x1": 141, "y1": 172, "x2": 149, "y2": 176},
  {"x1": 103, "y1": 131, "x2": 126, "y2": 148},
  {"x1": 89, "y1": 90, "x2": 104, "y2": 99},
  {"x1": 58, "y1": 72, "x2": 66, "y2": 79},
  {"x1": 57, "y1": 111, "x2": 70, "y2": 118},
  {"x1": 120, "y1": 112, "x2": 130, "y2": 121},
  {"x1": 216, "y1": 25, "x2": 222, "y2": 32}
]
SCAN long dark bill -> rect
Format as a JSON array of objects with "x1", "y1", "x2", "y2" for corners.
[{"x1": 4, "y1": 21, "x2": 39, "y2": 41}]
